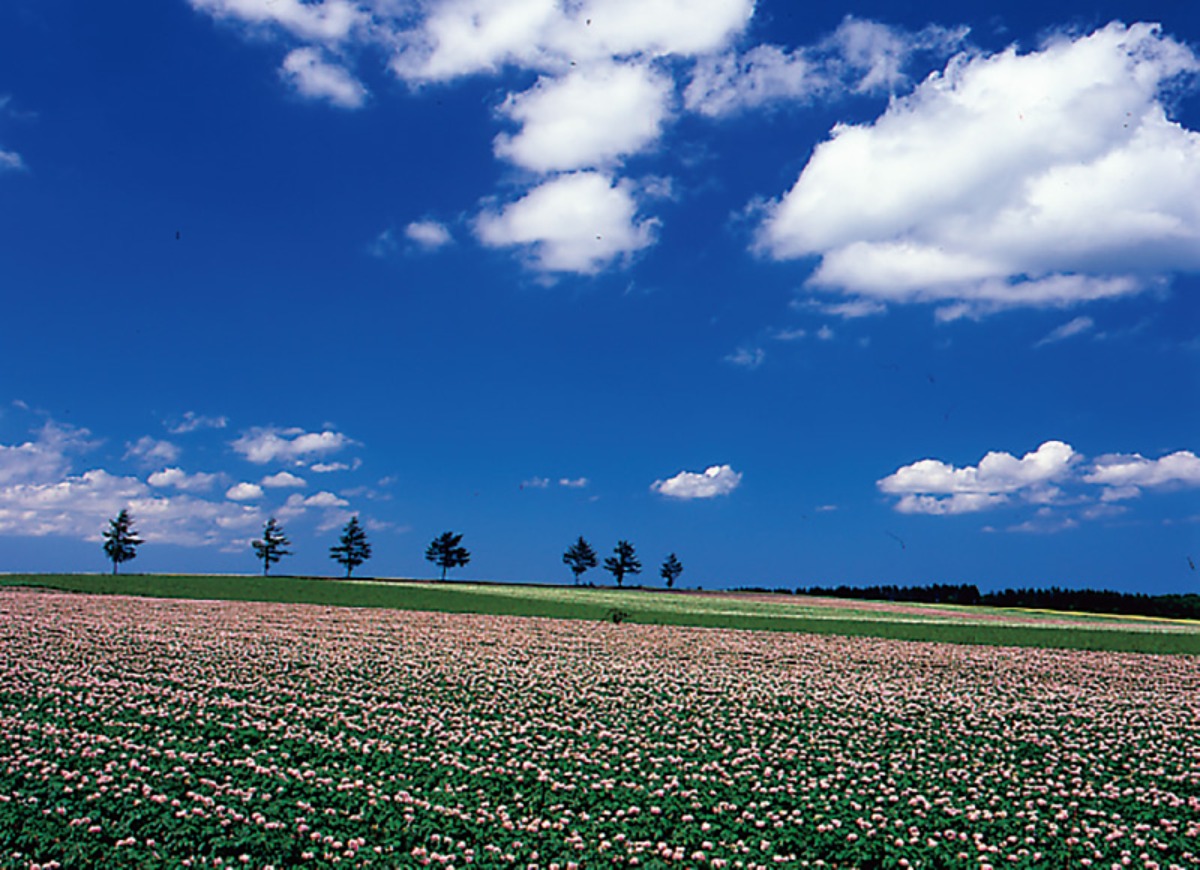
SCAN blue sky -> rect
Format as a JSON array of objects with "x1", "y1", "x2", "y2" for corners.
[{"x1": 1, "y1": 0, "x2": 1197, "y2": 593}]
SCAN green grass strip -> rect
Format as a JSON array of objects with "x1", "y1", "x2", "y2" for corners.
[{"x1": 2, "y1": 573, "x2": 1197, "y2": 655}]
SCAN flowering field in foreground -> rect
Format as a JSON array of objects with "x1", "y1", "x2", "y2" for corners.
[{"x1": 0, "y1": 589, "x2": 1197, "y2": 869}]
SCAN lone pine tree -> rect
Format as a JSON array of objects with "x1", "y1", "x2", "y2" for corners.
[
  {"x1": 330, "y1": 515, "x2": 372, "y2": 577},
  {"x1": 102, "y1": 508, "x2": 142, "y2": 575},
  {"x1": 562, "y1": 536, "x2": 598, "y2": 585},
  {"x1": 252, "y1": 517, "x2": 292, "y2": 576},
  {"x1": 660, "y1": 553, "x2": 683, "y2": 588},
  {"x1": 426, "y1": 531, "x2": 470, "y2": 581},
  {"x1": 604, "y1": 540, "x2": 641, "y2": 587}
]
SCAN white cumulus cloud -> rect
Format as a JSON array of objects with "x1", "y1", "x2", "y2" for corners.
[
  {"x1": 0, "y1": 467, "x2": 259, "y2": 545},
  {"x1": 183, "y1": 0, "x2": 752, "y2": 277},
  {"x1": 226, "y1": 482, "x2": 264, "y2": 501},
  {"x1": 311, "y1": 461, "x2": 355, "y2": 473},
  {"x1": 0, "y1": 416, "x2": 262, "y2": 545},
  {"x1": 756, "y1": 22, "x2": 1200, "y2": 318},
  {"x1": 1085, "y1": 450, "x2": 1200, "y2": 499},
  {"x1": 0, "y1": 423, "x2": 93, "y2": 486},
  {"x1": 893, "y1": 492, "x2": 1012, "y2": 515},
  {"x1": 303, "y1": 490, "x2": 349, "y2": 507},
  {"x1": 494, "y1": 61, "x2": 672, "y2": 172},
  {"x1": 389, "y1": 0, "x2": 753, "y2": 82},
  {"x1": 0, "y1": 469, "x2": 145, "y2": 538},
  {"x1": 879, "y1": 440, "x2": 1080, "y2": 514},
  {"x1": 652, "y1": 464, "x2": 742, "y2": 499},
  {"x1": 278, "y1": 490, "x2": 350, "y2": 518},
  {"x1": 475, "y1": 171, "x2": 659, "y2": 274},
  {"x1": 148, "y1": 467, "x2": 220, "y2": 493},
  {"x1": 261, "y1": 471, "x2": 307, "y2": 489},
  {"x1": 189, "y1": 0, "x2": 366, "y2": 43},
  {"x1": 280, "y1": 47, "x2": 368, "y2": 108},
  {"x1": 191, "y1": 0, "x2": 754, "y2": 84},
  {"x1": 231, "y1": 426, "x2": 353, "y2": 464}
]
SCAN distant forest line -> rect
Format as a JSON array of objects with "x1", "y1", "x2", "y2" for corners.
[{"x1": 764, "y1": 583, "x2": 1200, "y2": 620}]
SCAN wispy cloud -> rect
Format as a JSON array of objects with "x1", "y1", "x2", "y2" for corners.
[
  {"x1": 1035, "y1": 316, "x2": 1095, "y2": 347},
  {"x1": 685, "y1": 16, "x2": 966, "y2": 117},
  {"x1": 168, "y1": 411, "x2": 228, "y2": 434},
  {"x1": 724, "y1": 346, "x2": 765, "y2": 369},
  {"x1": 405, "y1": 219, "x2": 453, "y2": 250},
  {"x1": 772, "y1": 327, "x2": 807, "y2": 341},
  {"x1": 796, "y1": 298, "x2": 887, "y2": 319},
  {"x1": 125, "y1": 436, "x2": 181, "y2": 466}
]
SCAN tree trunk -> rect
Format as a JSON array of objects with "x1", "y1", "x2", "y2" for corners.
[{"x1": 441, "y1": 564, "x2": 447, "y2": 581}]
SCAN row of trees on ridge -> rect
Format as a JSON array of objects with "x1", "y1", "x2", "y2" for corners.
[
  {"x1": 562, "y1": 536, "x2": 684, "y2": 587},
  {"x1": 100, "y1": 510, "x2": 682, "y2": 586}
]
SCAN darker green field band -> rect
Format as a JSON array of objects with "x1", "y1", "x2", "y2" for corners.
[{"x1": 2, "y1": 574, "x2": 1197, "y2": 655}]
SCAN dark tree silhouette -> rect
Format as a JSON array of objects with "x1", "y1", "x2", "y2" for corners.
[
  {"x1": 330, "y1": 515, "x2": 371, "y2": 577},
  {"x1": 252, "y1": 517, "x2": 292, "y2": 576},
  {"x1": 426, "y1": 531, "x2": 470, "y2": 581},
  {"x1": 793, "y1": 583, "x2": 1200, "y2": 620},
  {"x1": 102, "y1": 508, "x2": 142, "y2": 575},
  {"x1": 604, "y1": 540, "x2": 641, "y2": 587},
  {"x1": 562, "y1": 536, "x2": 598, "y2": 585},
  {"x1": 660, "y1": 553, "x2": 683, "y2": 589}
]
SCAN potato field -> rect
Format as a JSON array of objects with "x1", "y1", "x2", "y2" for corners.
[{"x1": 0, "y1": 588, "x2": 1197, "y2": 869}]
